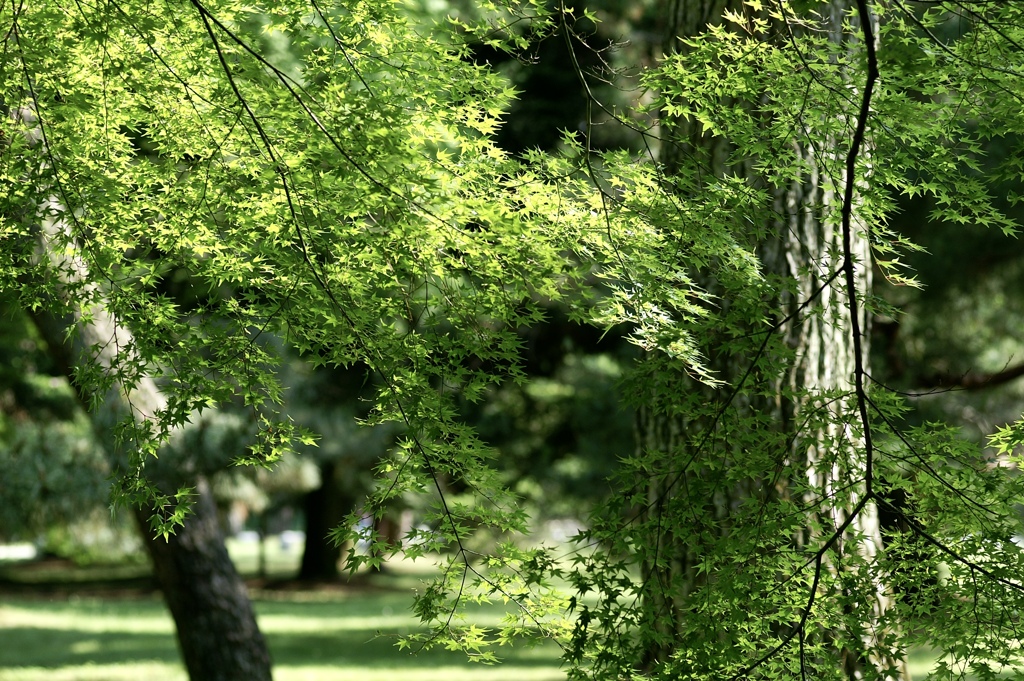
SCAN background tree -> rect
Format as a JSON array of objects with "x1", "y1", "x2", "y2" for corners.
[
  {"x1": 0, "y1": 299, "x2": 125, "y2": 559},
  {"x1": 27, "y1": 206, "x2": 272, "y2": 679},
  {"x1": 286, "y1": 361, "x2": 394, "y2": 581},
  {"x1": 20, "y1": 178, "x2": 272, "y2": 675}
]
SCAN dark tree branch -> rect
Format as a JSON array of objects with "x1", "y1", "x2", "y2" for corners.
[{"x1": 917, "y1": 361, "x2": 1024, "y2": 392}]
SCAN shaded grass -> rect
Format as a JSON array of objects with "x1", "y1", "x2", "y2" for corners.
[
  {"x1": 0, "y1": 589, "x2": 996, "y2": 680},
  {"x1": 0, "y1": 551, "x2": 967, "y2": 680},
  {"x1": 0, "y1": 588, "x2": 566, "y2": 681}
]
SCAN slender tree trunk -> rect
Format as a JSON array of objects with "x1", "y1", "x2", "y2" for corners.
[
  {"x1": 30, "y1": 198, "x2": 273, "y2": 681},
  {"x1": 297, "y1": 460, "x2": 354, "y2": 581},
  {"x1": 634, "y1": 0, "x2": 908, "y2": 678}
]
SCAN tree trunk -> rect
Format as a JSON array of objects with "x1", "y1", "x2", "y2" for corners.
[
  {"x1": 137, "y1": 481, "x2": 272, "y2": 681},
  {"x1": 632, "y1": 0, "x2": 908, "y2": 678},
  {"x1": 297, "y1": 460, "x2": 354, "y2": 581},
  {"x1": 30, "y1": 197, "x2": 273, "y2": 681}
]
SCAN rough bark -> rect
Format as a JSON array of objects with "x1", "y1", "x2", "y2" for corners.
[
  {"x1": 137, "y1": 481, "x2": 271, "y2": 681},
  {"x1": 30, "y1": 196, "x2": 273, "y2": 681},
  {"x1": 635, "y1": 0, "x2": 908, "y2": 678}
]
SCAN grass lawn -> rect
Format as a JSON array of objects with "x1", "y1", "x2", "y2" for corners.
[
  {"x1": 0, "y1": 588, "x2": 567, "y2": 681},
  {"x1": 0, "y1": 585, "x2": 960, "y2": 681},
  {"x1": 0, "y1": 544, "x2": 970, "y2": 680},
  {"x1": 0, "y1": 540, "x2": 565, "y2": 681}
]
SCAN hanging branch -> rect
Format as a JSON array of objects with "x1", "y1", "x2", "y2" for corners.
[{"x1": 842, "y1": 0, "x2": 879, "y2": 497}]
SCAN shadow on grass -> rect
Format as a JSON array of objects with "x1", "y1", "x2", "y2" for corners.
[
  {"x1": 0, "y1": 589, "x2": 956, "y2": 680},
  {"x1": 0, "y1": 624, "x2": 561, "y2": 670},
  {"x1": 0, "y1": 592, "x2": 564, "y2": 674},
  {"x1": 270, "y1": 629, "x2": 562, "y2": 668},
  {"x1": 0, "y1": 626, "x2": 180, "y2": 668}
]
